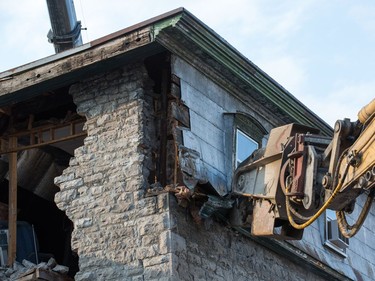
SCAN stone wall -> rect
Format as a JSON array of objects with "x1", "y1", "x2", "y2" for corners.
[
  {"x1": 168, "y1": 199, "x2": 327, "y2": 281},
  {"x1": 54, "y1": 62, "x2": 172, "y2": 280}
]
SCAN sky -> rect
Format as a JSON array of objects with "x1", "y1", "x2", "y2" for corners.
[{"x1": 0, "y1": 0, "x2": 374, "y2": 126}]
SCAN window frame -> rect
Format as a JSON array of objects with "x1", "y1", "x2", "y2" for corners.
[
  {"x1": 323, "y1": 209, "x2": 349, "y2": 257},
  {"x1": 223, "y1": 112, "x2": 268, "y2": 192}
]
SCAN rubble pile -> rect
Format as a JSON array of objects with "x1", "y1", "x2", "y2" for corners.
[{"x1": 0, "y1": 258, "x2": 71, "y2": 281}]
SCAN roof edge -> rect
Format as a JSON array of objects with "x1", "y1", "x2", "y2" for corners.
[
  {"x1": 0, "y1": 8, "x2": 186, "y2": 80},
  {"x1": 153, "y1": 10, "x2": 332, "y2": 135}
]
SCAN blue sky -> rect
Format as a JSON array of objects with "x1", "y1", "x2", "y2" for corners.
[{"x1": 0, "y1": 0, "x2": 374, "y2": 126}]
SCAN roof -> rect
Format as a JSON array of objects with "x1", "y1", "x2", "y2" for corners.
[{"x1": 0, "y1": 7, "x2": 332, "y2": 135}]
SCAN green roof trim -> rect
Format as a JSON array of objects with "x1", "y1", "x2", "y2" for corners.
[
  {"x1": 0, "y1": 7, "x2": 331, "y2": 136},
  {"x1": 152, "y1": 14, "x2": 183, "y2": 38},
  {"x1": 152, "y1": 10, "x2": 332, "y2": 136}
]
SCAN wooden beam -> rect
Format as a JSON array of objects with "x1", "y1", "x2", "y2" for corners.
[
  {"x1": 0, "y1": 119, "x2": 86, "y2": 154},
  {"x1": 0, "y1": 27, "x2": 151, "y2": 97},
  {"x1": 8, "y1": 136, "x2": 17, "y2": 265},
  {"x1": 158, "y1": 57, "x2": 171, "y2": 186},
  {"x1": 17, "y1": 268, "x2": 74, "y2": 281}
]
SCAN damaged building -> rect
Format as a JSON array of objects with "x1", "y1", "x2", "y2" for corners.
[{"x1": 0, "y1": 6, "x2": 374, "y2": 281}]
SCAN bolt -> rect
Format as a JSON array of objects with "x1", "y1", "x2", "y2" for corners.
[
  {"x1": 372, "y1": 165, "x2": 375, "y2": 177},
  {"x1": 347, "y1": 150, "x2": 361, "y2": 167},
  {"x1": 322, "y1": 174, "x2": 332, "y2": 188}
]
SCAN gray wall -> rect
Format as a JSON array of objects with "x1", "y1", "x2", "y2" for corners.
[{"x1": 172, "y1": 56, "x2": 274, "y2": 196}]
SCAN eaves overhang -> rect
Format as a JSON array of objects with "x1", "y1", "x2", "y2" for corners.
[
  {"x1": 152, "y1": 9, "x2": 333, "y2": 136},
  {"x1": 0, "y1": 8, "x2": 185, "y2": 107},
  {"x1": 0, "y1": 7, "x2": 331, "y2": 135}
]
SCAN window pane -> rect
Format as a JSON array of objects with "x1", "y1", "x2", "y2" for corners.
[{"x1": 236, "y1": 129, "x2": 258, "y2": 165}]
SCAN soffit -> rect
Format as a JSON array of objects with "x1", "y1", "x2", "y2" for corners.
[
  {"x1": 152, "y1": 11, "x2": 332, "y2": 136},
  {"x1": 0, "y1": 7, "x2": 332, "y2": 135}
]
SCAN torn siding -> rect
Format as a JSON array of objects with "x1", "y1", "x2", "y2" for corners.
[
  {"x1": 171, "y1": 56, "x2": 273, "y2": 197},
  {"x1": 170, "y1": 54, "x2": 375, "y2": 281}
]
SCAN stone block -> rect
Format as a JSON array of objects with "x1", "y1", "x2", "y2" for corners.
[
  {"x1": 75, "y1": 217, "x2": 93, "y2": 228},
  {"x1": 143, "y1": 262, "x2": 170, "y2": 280}
]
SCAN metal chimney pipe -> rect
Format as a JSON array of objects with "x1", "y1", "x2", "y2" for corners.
[{"x1": 46, "y1": 0, "x2": 83, "y2": 53}]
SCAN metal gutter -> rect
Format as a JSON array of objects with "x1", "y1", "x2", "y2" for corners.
[{"x1": 46, "y1": 0, "x2": 83, "y2": 53}]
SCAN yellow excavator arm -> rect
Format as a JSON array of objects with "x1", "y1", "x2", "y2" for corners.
[{"x1": 231, "y1": 98, "x2": 375, "y2": 240}]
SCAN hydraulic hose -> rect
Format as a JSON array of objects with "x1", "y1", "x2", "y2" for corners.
[
  {"x1": 336, "y1": 189, "x2": 375, "y2": 238},
  {"x1": 286, "y1": 163, "x2": 350, "y2": 230}
]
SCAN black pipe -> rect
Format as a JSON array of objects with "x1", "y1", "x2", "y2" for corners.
[{"x1": 46, "y1": 0, "x2": 82, "y2": 53}]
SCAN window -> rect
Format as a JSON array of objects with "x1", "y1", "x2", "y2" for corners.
[
  {"x1": 236, "y1": 129, "x2": 258, "y2": 166},
  {"x1": 324, "y1": 209, "x2": 349, "y2": 256},
  {"x1": 223, "y1": 112, "x2": 268, "y2": 191}
]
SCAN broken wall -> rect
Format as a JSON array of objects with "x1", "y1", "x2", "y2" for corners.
[{"x1": 54, "y1": 61, "x2": 173, "y2": 280}]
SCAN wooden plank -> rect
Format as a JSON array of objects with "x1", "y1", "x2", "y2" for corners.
[
  {"x1": 36, "y1": 268, "x2": 73, "y2": 281},
  {"x1": 170, "y1": 82, "x2": 181, "y2": 99},
  {"x1": 171, "y1": 74, "x2": 181, "y2": 86},
  {"x1": 171, "y1": 102, "x2": 190, "y2": 128},
  {"x1": 16, "y1": 268, "x2": 73, "y2": 281},
  {"x1": 0, "y1": 118, "x2": 86, "y2": 154},
  {"x1": 189, "y1": 110, "x2": 224, "y2": 153},
  {"x1": 0, "y1": 27, "x2": 151, "y2": 96},
  {"x1": 158, "y1": 63, "x2": 169, "y2": 186},
  {"x1": 0, "y1": 132, "x2": 86, "y2": 154},
  {"x1": 7, "y1": 136, "x2": 17, "y2": 265}
]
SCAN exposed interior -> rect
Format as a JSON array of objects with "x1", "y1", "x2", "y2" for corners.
[{"x1": 0, "y1": 87, "x2": 84, "y2": 276}]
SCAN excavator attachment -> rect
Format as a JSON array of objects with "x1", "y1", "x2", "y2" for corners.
[{"x1": 231, "y1": 98, "x2": 375, "y2": 240}]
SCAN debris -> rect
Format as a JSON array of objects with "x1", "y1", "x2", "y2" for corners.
[
  {"x1": 52, "y1": 264, "x2": 69, "y2": 275},
  {"x1": 146, "y1": 183, "x2": 192, "y2": 207},
  {"x1": 0, "y1": 258, "x2": 72, "y2": 281},
  {"x1": 145, "y1": 182, "x2": 165, "y2": 196},
  {"x1": 22, "y1": 260, "x2": 36, "y2": 269}
]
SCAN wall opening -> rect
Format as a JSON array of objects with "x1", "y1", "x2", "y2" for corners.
[{"x1": 0, "y1": 86, "x2": 85, "y2": 278}]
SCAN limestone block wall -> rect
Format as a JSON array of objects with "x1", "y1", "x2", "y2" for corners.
[
  {"x1": 168, "y1": 200, "x2": 327, "y2": 281},
  {"x1": 54, "y1": 62, "x2": 172, "y2": 280}
]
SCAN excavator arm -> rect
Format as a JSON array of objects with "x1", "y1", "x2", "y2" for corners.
[{"x1": 231, "y1": 98, "x2": 375, "y2": 240}]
